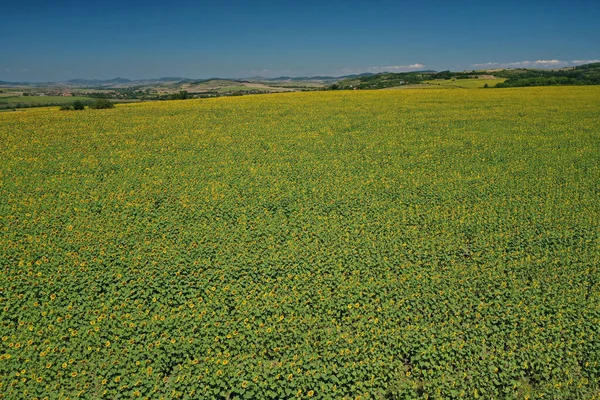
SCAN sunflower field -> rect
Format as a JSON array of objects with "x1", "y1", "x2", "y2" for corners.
[{"x1": 1, "y1": 87, "x2": 599, "y2": 399}]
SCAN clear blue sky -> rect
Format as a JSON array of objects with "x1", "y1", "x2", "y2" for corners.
[{"x1": 1, "y1": 0, "x2": 599, "y2": 81}]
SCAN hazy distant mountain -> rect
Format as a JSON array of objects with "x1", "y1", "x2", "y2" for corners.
[
  {"x1": 3, "y1": 63, "x2": 599, "y2": 91},
  {"x1": 156, "y1": 77, "x2": 194, "y2": 82},
  {"x1": 65, "y1": 77, "x2": 132, "y2": 86},
  {"x1": 260, "y1": 73, "x2": 376, "y2": 82},
  {"x1": 0, "y1": 73, "x2": 381, "y2": 87},
  {"x1": 0, "y1": 80, "x2": 31, "y2": 86},
  {"x1": 0, "y1": 72, "x2": 429, "y2": 88}
]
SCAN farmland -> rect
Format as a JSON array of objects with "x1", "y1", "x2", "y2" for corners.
[
  {"x1": 1, "y1": 87, "x2": 599, "y2": 399},
  {"x1": 423, "y1": 78, "x2": 507, "y2": 89},
  {"x1": 0, "y1": 95, "x2": 97, "y2": 109}
]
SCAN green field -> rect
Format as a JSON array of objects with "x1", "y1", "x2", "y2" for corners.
[
  {"x1": 1, "y1": 87, "x2": 599, "y2": 399},
  {"x1": 424, "y1": 78, "x2": 507, "y2": 88},
  {"x1": 180, "y1": 80, "x2": 287, "y2": 95},
  {"x1": 215, "y1": 85, "x2": 261, "y2": 93},
  {"x1": 0, "y1": 95, "x2": 96, "y2": 108}
]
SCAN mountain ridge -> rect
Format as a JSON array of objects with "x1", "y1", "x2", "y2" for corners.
[
  {"x1": 0, "y1": 72, "x2": 408, "y2": 87},
  {"x1": 4, "y1": 63, "x2": 598, "y2": 88}
]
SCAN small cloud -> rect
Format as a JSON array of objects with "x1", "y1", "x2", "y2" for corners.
[
  {"x1": 4, "y1": 68, "x2": 10, "y2": 72},
  {"x1": 341, "y1": 63, "x2": 426, "y2": 75},
  {"x1": 572, "y1": 59, "x2": 600, "y2": 65},
  {"x1": 473, "y1": 59, "x2": 599, "y2": 69},
  {"x1": 473, "y1": 60, "x2": 568, "y2": 68},
  {"x1": 472, "y1": 62, "x2": 498, "y2": 68},
  {"x1": 531, "y1": 60, "x2": 563, "y2": 66}
]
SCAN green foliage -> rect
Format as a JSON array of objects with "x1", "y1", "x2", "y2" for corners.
[
  {"x1": 332, "y1": 62, "x2": 600, "y2": 90},
  {"x1": 495, "y1": 63, "x2": 600, "y2": 87},
  {"x1": 0, "y1": 95, "x2": 96, "y2": 110},
  {"x1": 59, "y1": 104, "x2": 72, "y2": 111},
  {"x1": 423, "y1": 78, "x2": 506, "y2": 89},
  {"x1": 162, "y1": 90, "x2": 191, "y2": 100},
  {"x1": 335, "y1": 72, "x2": 427, "y2": 89},
  {"x1": 333, "y1": 70, "x2": 482, "y2": 90},
  {"x1": 1, "y1": 87, "x2": 599, "y2": 399},
  {"x1": 72, "y1": 100, "x2": 85, "y2": 110},
  {"x1": 90, "y1": 98, "x2": 115, "y2": 109},
  {"x1": 430, "y1": 70, "x2": 453, "y2": 80}
]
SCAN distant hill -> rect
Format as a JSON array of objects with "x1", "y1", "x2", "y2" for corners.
[
  {"x1": 333, "y1": 71, "x2": 438, "y2": 89},
  {"x1": 184, "y1": 79, "x2": 245, "y2": 87},
  {"x1": 0, "y1": 80, "x2": 31, "y2": 86},
  {"x1": 156, "y1": 77, "x2": 192, "y2": 82},
  {"x1": 6, "y1": 64, "x2": 598, "y2": 90},
  {"x1": 1, "y1": 74, "x2": 373, "y2": 88},
  {"x1": 330, "y1": 63, "x2": 600, "y2": 90},
  {"x1": 253, "y1": 73, "x2": 376, "y2": 85},
  {"x1": 493, "y1": 62, "x2": 600, "y2": 87},
  {"x1": 0, "y1": 72, "x2": 426, "y2": 89},
  {"x1": 65, "y1": 77, "x2": 132, "y2": 86}
]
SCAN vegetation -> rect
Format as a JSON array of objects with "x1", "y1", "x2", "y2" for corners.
[
  {"x1": 0, "y1": 95, "x2": 96, "y2": 110},
  {"x1": 59, "y1": 99, "x2": 114, "y2": 111},
  {"x1": 494, "y1": 63, "x2": 600, "y2": 87},
  {"x1": 332, "y1": 63, "x2": 600, "y2": 90},
  {"x1": 423, "y1": 78, "x2": 506, "y2": 89},
  {"x1": 158, "y1": 91, "x2": 191, "y2": 101},
  {"x1": 89, "y1": 99, "x2": 115, "y2": 109},
  {"x1": 331, "y1": 70, "x2": 496, "y2": 90},
  {"x1": 1, "y1": 87, "x2": 599, "y2": 399},
  {"x1": 86, "y1": 90, "x2": 149, "y2": 100},
  {"x1": 333, "y1": 72, "x2": 429, "y2": 90}
]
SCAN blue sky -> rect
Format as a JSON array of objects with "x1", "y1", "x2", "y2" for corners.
[{"x1": 1, "y1": 0, "x2": 599, "y2": 81}]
